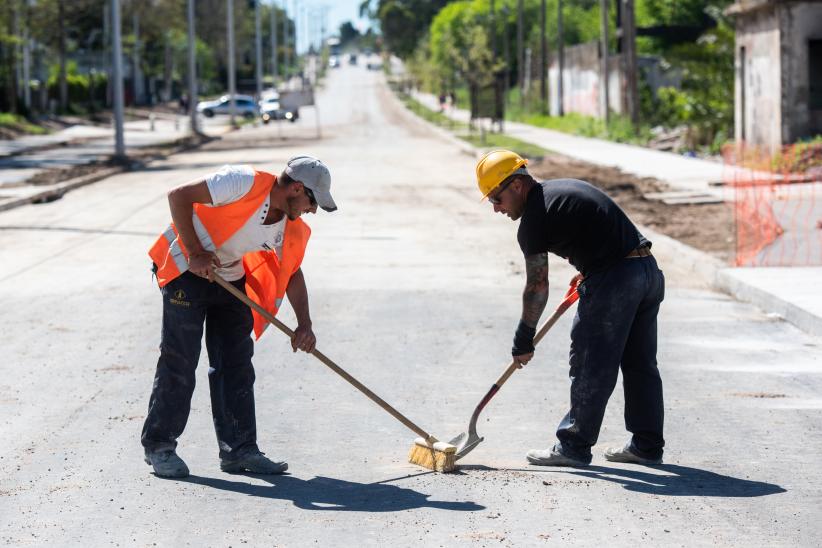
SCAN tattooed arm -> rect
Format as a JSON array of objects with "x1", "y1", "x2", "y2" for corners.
[
  {"x1": 521, "y1": 252, "x2": 550, "y2": 328},
  {"x1": 512, "y1": 252, "x2": 549, "y2": 365}
]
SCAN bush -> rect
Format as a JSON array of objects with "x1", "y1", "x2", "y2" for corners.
[{"x1": 46, "y1": 61, "x2": 108, "y2": 110}]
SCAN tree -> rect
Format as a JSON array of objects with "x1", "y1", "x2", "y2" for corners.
[
  {"x1": 429, "y1": 1, "x2": 504, "y2": 120},
  {"x1": 376, "y1": 0, "x2": 449, "y2": 58},
  {"x1": 339, "y1": 21, "x2": 360, "y2": 48}
]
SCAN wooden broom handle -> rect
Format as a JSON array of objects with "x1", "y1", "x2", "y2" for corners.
[{"x1": 211, "y1": 273, "x2": 434, "y2": 442}]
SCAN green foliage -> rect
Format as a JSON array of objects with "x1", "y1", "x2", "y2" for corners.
[
  {"x1": 458, "y1": 131, "x2": 551, "y2": 158},
  {"x1": 637, "y1": 0, "x2": 726, "y2": 27},
  {"x1": 397, "y1": 0, "x2": 740, "y2": 150},
  {"x1": 46, "y1": 61, "x2": 108, "y2": 108},
  {"x1": 397, "y1": 90, "x2": 550, "y2": 158},
  {"x1": 377, "y1": 0, "x2": 450, "y2": 58},
  {"x1": 430, "y1": 1, "x2": 502, "y2": 90},
  {"x1": 0, "y1": 112, "x2": 48, "y2": 135},
  {"x1": 504, "y1": 86, "x2": 653, "y2": 143},
  {"x1": 772, "y1": 136, "x2": 822, "y2": 173},
  {"x1": 339, "y1": 22, "x2": 360, "y2": 47},
  {"x1": 641, "y1": 11, "x2": 735, "y2": 150}
]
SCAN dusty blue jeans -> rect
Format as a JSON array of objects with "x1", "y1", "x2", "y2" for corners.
[
  {"x1": 141, "y1": 270, "x2": 259, "y2": 460},
  {"x1": 555, "y1": 255, "x2": 665, "y2": 462}
]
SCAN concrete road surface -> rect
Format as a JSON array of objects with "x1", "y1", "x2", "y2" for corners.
[{"x1": 1, "y1": 64, "x2": 820, "y2": 547}]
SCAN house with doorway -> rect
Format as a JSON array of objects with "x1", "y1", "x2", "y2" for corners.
[{"x1": 727, "y1": 1, "x2": 822, "y2": 153}]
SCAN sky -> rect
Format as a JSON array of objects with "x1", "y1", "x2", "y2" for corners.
[{"x1": 276, "y1": 0, "x2": 374, "y2": 53}]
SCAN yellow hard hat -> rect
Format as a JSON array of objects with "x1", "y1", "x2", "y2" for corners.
[{"x1": 475, "y1": 149, "x2": 528, "y2": 199}]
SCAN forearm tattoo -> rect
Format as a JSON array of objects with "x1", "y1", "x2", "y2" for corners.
[{"x1": 521, "y1": 253, "x2": 549, "y2": 328}]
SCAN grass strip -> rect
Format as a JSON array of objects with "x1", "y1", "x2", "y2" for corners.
[{"x1": 397, "y1": 93, "x2": 551, "y2": 159}]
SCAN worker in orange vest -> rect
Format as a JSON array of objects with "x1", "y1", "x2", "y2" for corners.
[{"x1": 142, "y1": 156, "x2": 337, "y2": 478}]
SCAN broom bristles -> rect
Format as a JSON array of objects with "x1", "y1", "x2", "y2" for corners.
[{"x1": 408, "y1": 437, "x2": 457, "y2": 473}]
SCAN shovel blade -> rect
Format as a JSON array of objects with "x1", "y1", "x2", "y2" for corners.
[{"x1": 448, "y1": 431, "x2": 484, "y2": 461}]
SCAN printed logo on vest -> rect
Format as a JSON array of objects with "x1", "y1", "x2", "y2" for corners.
[{"x1": 170, "y1": 289, "x2": 190, "y2": 307}]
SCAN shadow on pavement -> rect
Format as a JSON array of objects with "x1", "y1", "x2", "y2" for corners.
[
  {"x1": 459, "y1": 464, "x2": 785, "y2": 497},
  {"x1": 572, "y1": 464, "x2": 786, "y2": 497},
  {"x1": 181, "y1": 473, "x2": 486, "y2": 512}
]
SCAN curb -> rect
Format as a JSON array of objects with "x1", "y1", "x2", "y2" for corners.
[
  {"x1": 386, "y1": 80, "x2": 821, "y2": 338},
  {"x1": 0, "y1": 134, "x2": 218, "y2": 214},
  {"x1": 0, "y1": 166, "x2": 125, "y2": 213},
  {"x1": 715, "y1": 271, "x2": 822, "y2": 337},
  {"x1": 380, "y1": 80, "x2": 479, "y2": 159}
]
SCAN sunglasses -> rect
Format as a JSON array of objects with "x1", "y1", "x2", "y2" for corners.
[
  {"x1": 487, "y1": 176, "x2": 515, "y2": 205},
  {"x1": 304, "y1": 186, "x2": 317, "y2": 207}
]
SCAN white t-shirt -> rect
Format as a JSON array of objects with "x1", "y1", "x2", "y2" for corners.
[{"x1": 195, "y1": 164, "x2": 285, "y2": 281}]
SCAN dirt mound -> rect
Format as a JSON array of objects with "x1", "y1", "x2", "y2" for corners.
[{"x1": 528, "y1": 154, "x2": 734, "y2": 262}]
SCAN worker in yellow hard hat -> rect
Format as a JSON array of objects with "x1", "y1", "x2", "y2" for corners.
[{"x1": 476, "y1": 149, "x2": 666, "y2": 468}]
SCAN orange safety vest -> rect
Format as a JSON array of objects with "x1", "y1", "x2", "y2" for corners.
[{"x1": 148, "y1": 170, "x2": 311, "y2": 339}]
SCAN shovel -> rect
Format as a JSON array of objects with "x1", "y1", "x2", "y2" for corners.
[{"x1": 449, "y1": 278, "x2": 580, "y2": 460}]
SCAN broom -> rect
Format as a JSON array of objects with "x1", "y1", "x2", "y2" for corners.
[{"x1": 211, "y1": 273, "x2": 457, "y2": 473}]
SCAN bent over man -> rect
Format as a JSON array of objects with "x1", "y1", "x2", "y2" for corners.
[
  {"x1": 142, "y1": 156, "x2": 337, "y2": 478},
  {"x1": 476, "y1": 149, "x2": 665, "y2": 467}
]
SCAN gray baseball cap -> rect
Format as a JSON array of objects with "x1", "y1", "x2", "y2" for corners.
[{"x1": 284, "y1": 155, "x2": 337, "y2": 212}]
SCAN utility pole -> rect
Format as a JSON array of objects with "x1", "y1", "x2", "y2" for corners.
[
  {"x1": 255, "y1": 0, "x2": 263, "y2": 99},
  {"x1": 111, "y1": 0, "x2": 125, "y2": 159},
  {"x1": 282, "y1": 1, "x2": 289, "y2": 81},
  {"x1": 517, "y1": 0, "x2": 524, "y2": 107},
  {"x1": 187, "y1": 0, "x2": 199, "y2": 134},
  {"x1": 14, "y1": 3, "x2": 22, "y2": 107},
  {"x1": 270, "y1": 1, "x2": 278, "y2": 85},
  {"x1": 599, "y1": 0, "x2": 610, "y2": 123},
  {"x1": 621, "y1": 0, "x2": 638, "y2": 126},
  {"x1": 489, "y1": 0, "x2": 496, "y2": 129},
  {"x1": 294, "y1": 0, "x2": 299, "y2": 77},
  {"x1": 227, "y1": 0, "x2": 236, "y2": 127},
  {"x1": 22, "y1": 0, "x2": 32, "y2": 110},
  {"x1": 540, "y1": 0, "x2": 547, "y2": 110},
  {"x1": 502, "y1": 5, "x2": 510, "y2": 111},
  {"x1": 58, "y1": 0, "x2": 67, "y2": 111},
  {"x1": 133, "y1": 12, "x2": 144, "y2": 105},
  {"x1": 557, "y1": 0, "x2": 564, "y2": 116}
]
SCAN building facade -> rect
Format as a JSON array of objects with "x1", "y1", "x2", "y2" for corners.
[{"x1": 728, "y1": 0, "x2": 822, "y2": 152}]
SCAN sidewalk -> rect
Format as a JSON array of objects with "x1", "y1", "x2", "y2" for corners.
[
  {"x1": 410, "y1": 89, "x2": 822, "y2": 337},
  {"x1": 0, "y1": 116, "x2": 230, "y2": 213}
]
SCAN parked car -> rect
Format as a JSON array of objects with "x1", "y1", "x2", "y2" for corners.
[
  {"x1": 366, "y1": 56, "x2": 383, "y2": 71},
  {"x1": 328, "y1": 55, "x2": 340, "y2": 68},
  {"x1": 349, "y1": 53, "x2": 358, "y2": 65},
  {"x1": 196, "y1": 94, "x2": 258, "y2": 119},
  {"x1": 259, "y1": 97, "x2": 298, "y2": 124}
]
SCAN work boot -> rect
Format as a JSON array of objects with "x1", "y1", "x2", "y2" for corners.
[
  {"x1": 604, "y1": 443, "x2": 662, "y2": 465},
  {"x1": 144, "y1": 450, "x2": 190, "y2": 478},
  {"x1": 220, "y1": 449, "x2": 288, "y2": 475},
  {"x1": 526, "y1": 445, "x2": 589, "y2": 467}
]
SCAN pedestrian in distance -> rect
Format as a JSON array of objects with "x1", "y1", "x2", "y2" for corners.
[
  {"x1": 475, "y1": 149, "x2": 665, "y2": 467},
  {"x1": 142, "y1": 156, "x2": 337, "y2": 478}
]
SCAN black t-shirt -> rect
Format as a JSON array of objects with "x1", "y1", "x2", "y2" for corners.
[{"x1": 517, "y1": 179, "x2": 648, "y2": 276}]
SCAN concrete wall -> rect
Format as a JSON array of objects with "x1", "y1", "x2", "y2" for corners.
[
  {"x1": 547, "y1": 43, "x2": 626, "y2": 118},
  {"x1": 548, "y1": 42, "x2": 601, "y2": 117},
  {"x1": 733, "y1": 6, "x2": 782, "y2": 151},
  {"x1": 780, "y1": 2, "x2": 822, "y2": 142},
  {"x1": 547, "y1": 42, "x2": 679, "y2": 120}
]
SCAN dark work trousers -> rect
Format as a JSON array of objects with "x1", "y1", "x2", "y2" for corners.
[
  {"x1": 141, "y1": 270, "x2": 258, "y2": 460},
  {"x1": 555, "y1": 255, "x2": 665, "y2": 462}
]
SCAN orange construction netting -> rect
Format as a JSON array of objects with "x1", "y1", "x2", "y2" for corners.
[{"x1": 722, "y1": 142, "x2": 822, "y2": 267}]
